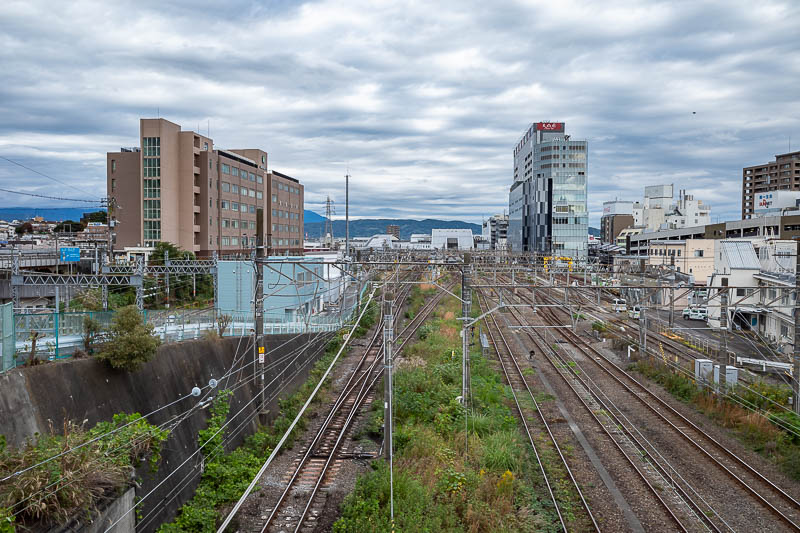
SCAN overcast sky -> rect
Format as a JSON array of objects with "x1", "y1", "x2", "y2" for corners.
[{"x1": 1, "y1": 0, "x2": 798, "y2": 226}]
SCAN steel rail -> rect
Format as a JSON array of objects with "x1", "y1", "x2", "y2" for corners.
[
  {"x1": 500, "y1": 298, "x2": 714, "y2": 533},
  {"x1": 476, "y1": 290, "x2": 596, "y2": 533},
  {"x1": 529, "y1": 288, "x2": 800, "y2": 531}
]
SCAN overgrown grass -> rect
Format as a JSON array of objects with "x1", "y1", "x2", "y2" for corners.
[
  {"x1": 334, "y1": 288, "x2": 562, "y2": 532},
  {"x1": 634, "y1": 359, "x2": 800, "y2": 481},
  {"x1": 158, "y1": 299, "x2": 378, "y2": 533},
  {"x1": 0, "y1": 414, "x2": 169, "y2": 530}
]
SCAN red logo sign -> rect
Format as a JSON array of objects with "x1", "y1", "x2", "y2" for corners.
[{"x1": 536, "y1": 122, "x2": 564, "y2": 132}]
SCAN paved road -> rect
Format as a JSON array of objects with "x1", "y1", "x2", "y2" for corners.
[{"x1": 647, "y1": 308, "x2": 780, "y2": 361}]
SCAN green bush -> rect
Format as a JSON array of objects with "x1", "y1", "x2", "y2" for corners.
[
  {"x1": 0, "y1": 413, "x2": 168, "y2": 528},
  {"x1": 334, "y1": 462, "x2": 461, "y2": 533},
  {"x1": 95, "y1": 306, "x2": 160, "y2": 371}
]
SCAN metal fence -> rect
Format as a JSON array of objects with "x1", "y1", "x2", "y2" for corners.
[{"x1": 3, "y1": 278, "x2": 371, "y2": 371}]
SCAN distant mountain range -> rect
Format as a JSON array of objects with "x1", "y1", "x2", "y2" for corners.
[
  {"x1": 304, "y1": 218, "x2": 481, "y2": 240},
  {"x1": 303, "y1": 211, "x2": 601, "y2": 240},
  {"x1": 0, "y1": 207, "x2": 105, "y2": 222},
  {"x1": 0, "y1": 206, "x2": 601, "y2": 240}
]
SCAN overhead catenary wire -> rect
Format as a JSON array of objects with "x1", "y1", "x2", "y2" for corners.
[
  {"x1": 215, "y1": 287, "x2": 377, "y2": 533},
  {"x1": 0, "y1": 155, "x2": 102, "y2": 199}
]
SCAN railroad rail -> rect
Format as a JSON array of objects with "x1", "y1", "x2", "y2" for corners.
[
  {"x1": 490, "y1": 287, "x2": 716, "y2": 532},
  {"x1": 525, "y1": 288, "x2": 800, "y2": 531},
  {"x1": 476, "y1": 290, "x2": 599, "y2": 532},
  {"x1": 257, "y1": 276, "x2": 450, "y2": 533}
]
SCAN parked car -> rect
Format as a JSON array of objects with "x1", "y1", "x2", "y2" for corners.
[{"x1": 689, "y1": 307, "x2": 708, "y2": 321}]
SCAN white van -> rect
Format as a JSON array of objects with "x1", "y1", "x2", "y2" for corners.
[
  {"x1": 627, "y1": 305, "x2": 641, "y2": 320},
  {"x1": 689, "y1": 307, "x2": 708, "y2": 321},
  {"x1": 612, "y1": 298, "x2": 627, "y2": 312}
]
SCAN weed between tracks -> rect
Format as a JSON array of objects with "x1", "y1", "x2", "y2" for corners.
[
  {"x1": 334, "y1": 287, "x2": 564, "y2": 533},
  {"x1": 158, "y1": 300, "x2": 379, "y2": 533},
  {"x1": 634, "y1": 359, "x2": 800, "y2": 481}
]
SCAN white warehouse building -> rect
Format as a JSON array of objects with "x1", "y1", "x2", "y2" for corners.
[{"x1": 431, "y1": 229, "x2": 474, "y2": 250}]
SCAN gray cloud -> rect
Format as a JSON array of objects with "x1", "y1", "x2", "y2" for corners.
[{"x1": 0, "y1": 0, "x2": 798, "y2": 226}]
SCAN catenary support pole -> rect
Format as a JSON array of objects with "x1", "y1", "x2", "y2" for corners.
[
  {"x1": 793, "y1": 240, "x2": 800, "y2": 414},
  {"x1": 256, "y1": 208, "x2": 266, "y2": 412}
]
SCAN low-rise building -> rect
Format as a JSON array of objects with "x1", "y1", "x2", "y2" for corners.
[
  {"x1": 431, "y1": 229, "x2": 474, "y2": 250},
  {"x1": 646, "y1": 239, "x2": 715, "y2": 283}
]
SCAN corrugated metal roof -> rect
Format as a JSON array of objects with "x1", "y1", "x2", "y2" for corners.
[{"x1": 721, "y1": 240, "x2": 760, "y2": 270}]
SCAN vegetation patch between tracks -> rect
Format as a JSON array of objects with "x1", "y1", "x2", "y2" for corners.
[
  {"x1": 634, "y1": 359, "x2": 800, "y2": 481},
  {"x1": 334, "y1": 285, "x2": 563, "y2": 532},
  {"x1": 158, "y1": 300, "x2": 378, "y2": 533}
]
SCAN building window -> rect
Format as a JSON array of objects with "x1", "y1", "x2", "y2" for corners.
[
  {"x1": 143, "y1": 137, "x2": 160, "y2": 157},
  {"x1": 111, "y1": 160, "x2": 116, "y2": 172},
  {"x1": 232, "y1": 219, "x2": 239, "y2": 229},
  {"x1": 249, "y1": 205, "x2": 256, "y2": 213},
  {"x1": 111, "y1": 178, "x2": 116, "y2": 191},
  {"x1": 204, "y1": 142, "x2": 209, "y2": 151},
  {"x1": 257, "y1": 191, "x2": 263, "y2": 200},
  {"x1": 231, "y1": 237, "x2": 239, "y2": 246},
  {"x1": 232, "y1": 202, "x2": 239, "y2": 211},
  {"x1": 221, "y1": 200, "x2": 229, "y2": 210},
  {"x1": 257, "y1": 175, "x2": 263, "y2": 184},
  {"x1": 143, "y1": 157, "x2": 160, "y2": 177},
  {"x1": 222, "y1": 164, "x2": 230, "y2": 174},
  {"x1": 143, "y1": 199, "x2": 161, "y2": 219},
  {"x1": 144, "y1": 220, "x2": 161, "y2": 244},
  {"x1": 223, "y1": 219, "x2": 230, "y2": 228},
  {"x1": 249, "y1": 172, "x2": 256, "y2": 181},
  {"x1": 222, "y1": 182, "x2": 230, "y2": 192},
  {"x1": 241, "y1": 203, "x2": 248, "y2": 213},
  {"x1": 222, "y1": 236, "x2": 230, "y2": 246}
]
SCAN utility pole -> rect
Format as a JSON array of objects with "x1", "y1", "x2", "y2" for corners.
[
  {"x1": 164, "y1": 251, "x2": 170, "y2": 309},
  {"x1": 793, "y1": 239, "x2": 800, "y2": 414},
  {"x1": 669, "y1": 286, "x2": 675, "y2": 331},
  {"x1": 382, "y1": 290, "x2": 395, "y2": 527},
  {"x1": 461, "y1": 258, "x2": 472, "y2": 404},
  {"x1": 256, "y1": 208, "x2": 266, "y2": 413}
]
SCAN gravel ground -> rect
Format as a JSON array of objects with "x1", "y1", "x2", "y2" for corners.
[
  {"x1": 568, "y1": 318, "x2": 800, "y2": 532},
  {"x1": 232, "y1": 331, "x2": 381, "y2": 533},
  {"x1": 499, "y1": 311, "x2": 685, "y2": 533}
]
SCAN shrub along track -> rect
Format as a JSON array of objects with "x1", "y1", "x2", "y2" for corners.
[
  {"x1": 520, "y1": 285, "x2": 800, "y2": 532},
  {"x1": 248, "y1": 274, "x2": 451, "y2": 533}
]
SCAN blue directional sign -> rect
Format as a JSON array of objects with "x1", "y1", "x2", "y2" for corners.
[{"x1": 60, "y1": 247, "x2": 80, "y2": 262}]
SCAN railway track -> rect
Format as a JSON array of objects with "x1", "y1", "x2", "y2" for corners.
[
  {"x1": 521, "y1": 288, "x2": 800, "y2": 531},
  {"x1": 256, "y1": 276, "x2": 450, "y2": 533},
  {"x1": 476, "y1": 290, "x2": 599, "y2": 532}
]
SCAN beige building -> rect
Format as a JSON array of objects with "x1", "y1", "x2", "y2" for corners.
[
  {"x1": 646, "y1": 238, "x2": 715, "y2": 284},
  {"x1": 107, "y1": 118, "x2": 304, "y2": 256}
]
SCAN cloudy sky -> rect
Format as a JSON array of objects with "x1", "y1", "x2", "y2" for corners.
[{"x1": 0, "y1": 0, "x2": 798, "y2": 226}]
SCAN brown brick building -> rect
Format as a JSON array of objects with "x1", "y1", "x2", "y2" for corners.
[
  {"x1": 107, "y1": 118, "x2": 304, "y2": 257},
  {"x1": 742, "y1": 151, "x2": 800, "y2": 219}
]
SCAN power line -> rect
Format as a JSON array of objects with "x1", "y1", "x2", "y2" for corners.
[
  {"x1": 0, "y1": 155, "x2": 102, "y2": 199},
  {"x1": 0, "y1": 187, "x2": 102, "y2": 204}
]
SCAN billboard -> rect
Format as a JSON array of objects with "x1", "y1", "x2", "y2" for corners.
[
  {"x1": 755, "y1": 190, "x2": 800, "y2": 212},
  {"x1": 59, "y1": 247, "x2": 80, "y2": 262},
  {"x1": 536, "y1": 122, "x2": 564, "y2": 132}
]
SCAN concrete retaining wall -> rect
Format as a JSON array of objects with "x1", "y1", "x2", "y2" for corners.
[{"x1": 0, "y1": 333, "x2": 331, "y2": 532}]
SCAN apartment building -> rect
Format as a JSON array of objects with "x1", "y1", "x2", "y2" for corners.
[
  {"x1": 742, "y1": 151, "x2": 800, "y2": 219},
  {"x1": 107, "y1": 118, "x2": 304, "y2": 257}
]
